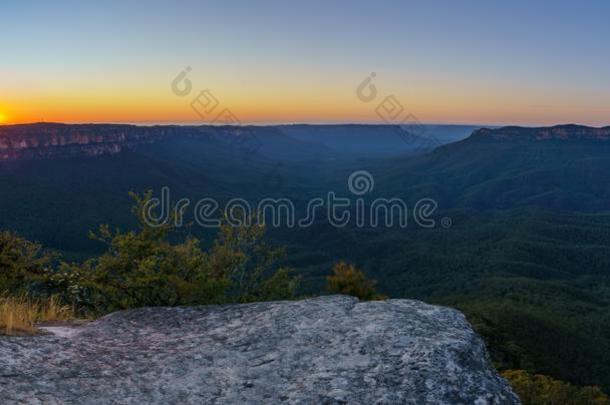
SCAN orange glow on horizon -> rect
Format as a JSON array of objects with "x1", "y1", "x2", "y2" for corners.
[
  {"x1": 2, "y1": 62, "x2": 609, "y2": 127},
  {"x1": 3, "y1": 81, "x2": 610, "y2": 127}
]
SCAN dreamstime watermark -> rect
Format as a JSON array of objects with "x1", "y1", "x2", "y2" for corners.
[
  {"x1": 356, "y1": 72, "x2": 441, "y2": 148},
  {"x1": 142, "y1": 170, "x2": 452, "y2": 230},
  {"x1": 171, "y1": 66, "x2": 240, "y2": 125},
  {"x1": 171, "y1": 66, "x2": 262, "y2": 156}
]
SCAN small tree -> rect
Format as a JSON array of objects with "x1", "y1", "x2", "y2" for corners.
[
  {"x1": 51, "y1": 192, "x2": 227, "y2": 312},
  {"x1": 208, "y1": 213, "x2": 298, "y2": 303},
  {"x1": 326, "y1": 261, "x2": 385, "y2": 301},
  {"x1": 0, "y1": 231, "x2": 55, "y2": 294},
  {"x1": 47, "y1": 191, "x2": 298, "y2": 313}
]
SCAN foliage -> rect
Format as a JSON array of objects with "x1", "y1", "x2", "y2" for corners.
[
  {"x1": 43, "y1": 192, "x2": 298, "y2": 313},
  {"x1": 209, "y1": 216, "x2": 298, "y2": 302},
  {"x1": 503, "y1": 369, "x2": 610, "y2": 405},
  {"x1": 0, "y1": 231, "x2": 55, "y2": 294},
  {"x1": 326, "y1": 261, "x2": 385, "y2": 300}
]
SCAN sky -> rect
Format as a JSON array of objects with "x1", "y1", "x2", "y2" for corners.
[{"x1": 1, "y1": 0, "x2": 610, "y2": 126}]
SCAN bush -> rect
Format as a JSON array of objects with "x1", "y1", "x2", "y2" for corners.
[
  {"x1": 0, "y1": 231, "x2": 54, "y2": 294},
  {"x1": 503, "y1": 369, "x2": 610, "y2": 405},
  {"x1": 208, "y1": 215, "x2": 298, "y2": 303},
  {"x1": 45, "y1": 192, "x2": 298, "y2": 313},
  {"x1": 326, "y1": 261, "x2": 385, "y2": 300}
]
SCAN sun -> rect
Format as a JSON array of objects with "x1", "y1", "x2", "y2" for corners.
[{"x1": 0, "y1": 113, "x2": 6, "y2": 123}]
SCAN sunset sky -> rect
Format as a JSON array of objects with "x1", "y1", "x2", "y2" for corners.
[{"x1": 2, "y1": 0, "x2": 610, "y2": 126}]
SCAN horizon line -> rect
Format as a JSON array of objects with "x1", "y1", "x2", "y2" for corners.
[{"x1": 1, "y1": 121, "x2": 608, "y2": 129}]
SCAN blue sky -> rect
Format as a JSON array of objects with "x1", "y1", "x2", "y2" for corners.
[{"x1": 2, "y1": 0, "x2": 609, "y2": 125}]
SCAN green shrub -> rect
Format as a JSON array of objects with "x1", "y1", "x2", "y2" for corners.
[
  {"x1": 0, "y1": 231, "x2": 54, "y2": 294},
  {"x1": 209, "y1": 216, "x2": 298, "y2": 303},
  {"x1": 326, "y1": 261, "x2": 385, "y2": 300},
  {"x1": 503, "y1": 369, "x2": 610, "y2": 405},
  {"x1": 44, "y1": 191, "x2": 298, "y2": 314}
]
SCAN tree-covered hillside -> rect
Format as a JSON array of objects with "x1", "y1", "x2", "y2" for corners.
[{"x1": 2, "y1": 124, "x2": 610, "y2": 392}]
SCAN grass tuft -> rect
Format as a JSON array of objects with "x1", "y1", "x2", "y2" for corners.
[{"x1": 0, "y1": 294, "x2": 74, "y2": 336}]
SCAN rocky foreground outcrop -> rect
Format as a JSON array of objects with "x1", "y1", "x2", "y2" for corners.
[{"x1": 0, "y1": 296, "x2": 519, "y2": 404}]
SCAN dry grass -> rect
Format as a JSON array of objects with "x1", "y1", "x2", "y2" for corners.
[{"x1": 0, "y1": 295, "x2": 74, "y2": 336}]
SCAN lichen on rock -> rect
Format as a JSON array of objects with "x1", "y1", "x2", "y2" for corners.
[{"x1": 0, "y1": 295, "x2": 519, "y2": 404}]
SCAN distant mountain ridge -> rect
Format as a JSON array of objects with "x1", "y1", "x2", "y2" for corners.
[
  {"x1": 277, "y1": 124, "x2": 480, "y2": 157},
  {"x1": 470, "y1": 124, "x2": 610, "y2": 142},
  {"x1": 0, "y1": 123, "x2": 180, "y2": 160},
  {"x1": 376, "y1": 124, "x2": 610, "y2": 212},
  {"x1": 0, "y1": 122, "x2": 477, "y2": 161}
]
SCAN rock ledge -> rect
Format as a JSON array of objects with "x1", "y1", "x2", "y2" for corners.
[{"x1": 0, "y1": 296, "x2": 518, "y2": 404}]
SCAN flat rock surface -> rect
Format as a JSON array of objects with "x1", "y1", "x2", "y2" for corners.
[{"x1": 0, "y1": 295, "x2": 519, "y2": 404}]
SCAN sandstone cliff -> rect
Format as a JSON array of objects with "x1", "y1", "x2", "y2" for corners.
[{"x1": 0, "y1": 123, "x2": 171, "y2": 160}]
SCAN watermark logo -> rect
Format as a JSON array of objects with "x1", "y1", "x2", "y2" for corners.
[
  {"x1": 348, "y1": 170, "x2": 374, "y2": 195},
  {"x1": 356, "y1": 72, "x2": 378, "y2": 102},
  {"x1": 171, "y1": 66, "x2": 193, "y2": 97},
  {"x1": 142, "y1": 170, "x2": 452, "y2": 230},
  {"x1": 190, "y1": 90, "x2": 220, "y2": 121},
  {"x1": 355, "y1": 72, "x2": 439, "y2": 147},
  {"x1": 170, "y1": 66, "x2": 268, "y2": 160},
  {"x1": 171, "y1": 66, "x2": 240, "y2": 125}
]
